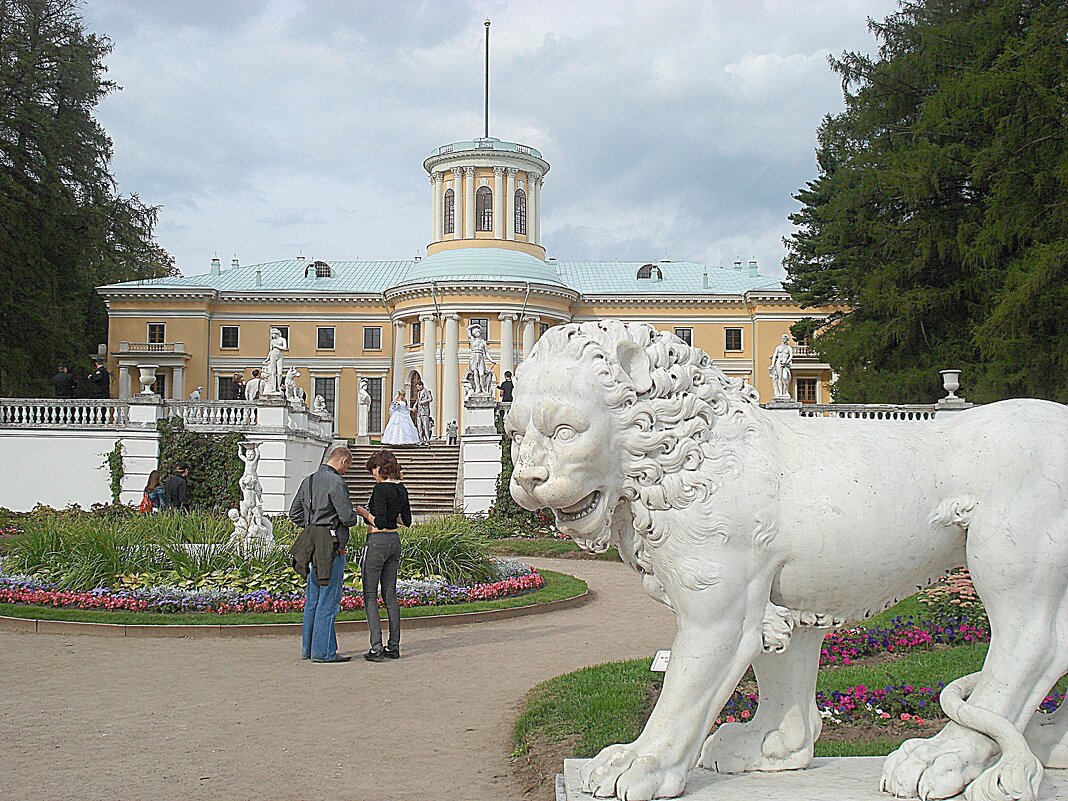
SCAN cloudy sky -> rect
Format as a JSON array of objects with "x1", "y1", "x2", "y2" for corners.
[{"x1": 82, "y1": 0, "x2": 899, "y2": 279}]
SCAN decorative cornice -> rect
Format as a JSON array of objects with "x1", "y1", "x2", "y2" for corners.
[
  {"x1": 219, "y1": 293, "x2": 384, "y2": 304},
  {"x1": 384, "y1": 280, "x2": 577, "y2": 304},
  {"x1": 578, "y1": 294, "x2": 746, "y2": 306},
  {"x1": 97, "y1": 286, "x2": 218, "y2": 301}
]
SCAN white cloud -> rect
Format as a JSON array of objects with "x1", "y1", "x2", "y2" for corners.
[{"x1": 83, "y1": 0, "x2": 898, "y2": 278}]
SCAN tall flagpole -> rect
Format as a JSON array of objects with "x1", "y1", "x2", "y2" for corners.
[{"x1": 484, "y1": 19, "x2": 491, "y2": 138}]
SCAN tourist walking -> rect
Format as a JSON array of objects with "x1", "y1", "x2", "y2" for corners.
[
  {"x1": 232, "y1": 373, "x2": 246, "y2": 400},
  {"x1": 52, "y1": 364, "x2": 76, "y2": 398},
  {"x1": 289, "y1": 446, "x2": 359, "y2": 663},
  {"x1": 140, "y1": 470, "x2": 166, "y2": 512},
  {"x1": 87, "y1": 358, "x2": 110, "y2": 398},
  {"x1": 163, "y1": 463, "x2": 191, "y2": 510},
  {"x1": 355, "y1": 449, "x2": 411, "y2": 662},
  {"x1": 498, "y1": 370, "x2": 514, "y2": 403},
  {"x1": 245, "y1": 369, "x2": 262, "y2": 402}
]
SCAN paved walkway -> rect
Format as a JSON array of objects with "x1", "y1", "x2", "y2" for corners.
[{"x1": 0, "y1": 558, "x2": 676, "y2": 801}]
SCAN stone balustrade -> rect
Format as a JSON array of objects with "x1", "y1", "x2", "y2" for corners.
[
  {"x1": 0, "y1": 398, "x2": 130, "y2": 428},
  {"x1": 168, "y1": 400, "x2": 259, "y2": 430},
  {"x1": 798, "y1": 403, "x2": 938, "y2": 420}
]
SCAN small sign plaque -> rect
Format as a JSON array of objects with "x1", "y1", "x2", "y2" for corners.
[{"x1": 650, "y1": 649, "x2": 671, "y2": 672}]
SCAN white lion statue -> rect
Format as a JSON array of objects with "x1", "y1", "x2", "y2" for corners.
[{"x1": 506, "y1": 320, "x2": 1068, "y2": 801}]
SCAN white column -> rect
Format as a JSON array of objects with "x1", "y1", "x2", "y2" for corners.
[
  {"x1": 493, "y1": 166, "x2": 505, "y2": 239},
  {"x1": 391, "y1": 319, "x2": 406, "y2": 396},
  {"x1": 450, "y1": 170, "x2": 463, "y2": 239},
  {"x1": 421, "y1": 313, "x2": 437, "y2": 433},
  {"x1": 522, "y1": 315, "x2": 540, "y2": 360},
  {"x1": 533, "y1": 175, "x2": 543, "y2": 244},
  {"x1": 172, "y1": 365, "x2": 185, "y2": 400},
  {"x1": 527, "y1": 174, "x2": 538, "y2": 244},
  {"x1": 505, "y1": 168, "x2": 517, "y2": 240},
  {"x1": 431, "y1": 173, "x2": 443, "y2": 242},
  {"x1": 463, "y1": 166, "x2": 476, "y2": 239},
  {"x1": 499, "y1": 313, "x2": 516, "y2": 377},
  {"x1": 118, "y1": 366, "x2": 131, "y2": 399},
  {"x1": 442, "y1": 313, "x2": 460, "y2": 435}
]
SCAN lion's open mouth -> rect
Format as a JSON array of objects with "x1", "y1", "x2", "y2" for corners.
[{"x1": 557, "y1": 491, "x2": 602, "y2": 523}]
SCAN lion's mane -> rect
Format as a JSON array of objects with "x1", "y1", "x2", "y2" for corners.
[{"x1": 520, "y1": 320, "x2": 772, "y2": 551}]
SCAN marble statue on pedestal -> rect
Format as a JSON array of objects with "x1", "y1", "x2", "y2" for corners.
[
  {"x1": 284, "y1": 366, "x2": 304, "y2": 405},
  {"x1": 227, "y1": 443, "x2": 275, "y2": 553},
  {"x1": 464, "y1": 323, "x2": 495, "y2": 396},
  {"x1": 357, "y1": 380, "x2": 371, "y2": 442},
  {"x1": 769, "y1": 334, "x2": 793, "y2": 399},
  {"x1": 507, "y1": 319, "x2": 1068, "y2": 801},
  {"x1": 261, "y1": 328, "x2": 288, "y2": 396}
]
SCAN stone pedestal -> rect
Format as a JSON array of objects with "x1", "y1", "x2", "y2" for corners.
[
  {"x1": 764, "y1": 398, "x2": 802, "y2": 410},
  {"x1": 119, "y1": 395, "x2": 164, "y2": 506},
  {"x1": 558, "y1": 758, "x2": 1068, "y2": 801},
  {"x1": 461, "y1": 395, "x2": 501, "y2": 515}
]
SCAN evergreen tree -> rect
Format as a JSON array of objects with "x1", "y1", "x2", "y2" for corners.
[
  {"x1": 784, "y1": 1, "x2": 1068, "y2": 403},
  {"x1": 0, "y1": 0, "x2": 173, "y2": 397}
]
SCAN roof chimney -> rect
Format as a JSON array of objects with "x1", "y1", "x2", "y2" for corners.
[
  {"x1": 210, "y1": 256, "x2": 221, "y2": 275},
  {"x1": 748, "y1": 260, "x2": 759, "y2": 277},
  {"x1": 255, "y1": 269, "x2": 263, "y2": 288},
  {"x1": 702, "y1": 269, "x2": 709, "y2": 290},
  {"x1": 231, "y1": 256, "x2": 240, "y2": 270},
  {"x1": 733, "y1": 260, "x2": 742, "y2": 271},
  {"x1": 296, "y1": 252, "x2": 305, "y2": 262}
]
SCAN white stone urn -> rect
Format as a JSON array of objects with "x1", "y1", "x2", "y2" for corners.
[
  {"x1": 137, "y1": 364, "x2": 159, "y2": 395},
  {"x1": 940, "y1": 369, "x2": 962, "y2": 399}
]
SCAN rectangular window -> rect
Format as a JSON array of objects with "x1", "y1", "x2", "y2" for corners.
[
  {"x1": 725, "y1": 328, "x2": 743, "y2": 352},
  {"x1": 364, "y1": 326, "x2": 382, "y2": 350},
  {"x1": 316, "y1": 326, "x2": 335, "y2": 350},
  {"x1": 313, "y1": 377, "x2": 337, "y2": 427},
  {"x1": 411, "y1": 320, "x2": 422, "y2": 345},
  {"x1": 152, "y1": 373, "x2": 167, "y2": 399},
  {"x1": 220, "y1": 326, "x2": 239, "y2": 349},
  {"x1": 469, "y1": 317, "x2": 489, "y2": 338},
  {"x1": 538, "y1": 322, "x2": 550, "y2": 337},
  {"x1": 674, "y1": 327, "x2": 692, "y2": 346},
  {"x1": 366, "y1": 377, "x2": 384, "y2": 432},
  {"x1": 797, "y1": 377, "x2": 819, "y2": 404},
  {"x1": 217, "y1": 376, "x2": 235, "y2": 400},
  {"x1": 147, "y1": 323, "x2": 166, "y2": 344}
]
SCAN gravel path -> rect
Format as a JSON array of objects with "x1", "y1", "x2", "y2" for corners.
[{"x1": 0, "y1": 558, "x2": 675, "y2": 801}]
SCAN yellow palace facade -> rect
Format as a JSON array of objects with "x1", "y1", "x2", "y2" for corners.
[{"x1": 99, "y1": 137, "x2": 835, "y2": 440}]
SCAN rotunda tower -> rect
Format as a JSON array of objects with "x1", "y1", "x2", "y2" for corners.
[{"x1": 423, "y1": 138, "x2": 549, "y2": 258}]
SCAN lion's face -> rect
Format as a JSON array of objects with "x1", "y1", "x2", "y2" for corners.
[{"x1": 505, "y1": 358, "x2": 623, "y2": 550}]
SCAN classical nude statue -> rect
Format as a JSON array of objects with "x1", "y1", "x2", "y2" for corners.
[
  {"x1": 263, "y1": 327, "x2": 288, "y2": 395},
  {"x1": 357, "y1": 380, "x2": 371, "y2": 440},
  {"x1": 229, "y1": 442, "x2": 274, "y2": 553},
  {"x1": 506, "y1": 320, "x2": 1068, "y2": 801},
  {"x1": 769, "y1": 333, "x2": 793, "y2": 399}
]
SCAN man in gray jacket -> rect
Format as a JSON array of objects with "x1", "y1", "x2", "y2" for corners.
[{"x1": 289, "y1": 446, "x2": 359, "y2": 663}]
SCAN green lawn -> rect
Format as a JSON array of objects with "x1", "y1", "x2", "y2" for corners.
[
  {"x1": 488, "y1": 538, "x2": 621, "y2": 561},
  {"x1": 0, "y1": 569, "x2": 586, "y2": 626}
]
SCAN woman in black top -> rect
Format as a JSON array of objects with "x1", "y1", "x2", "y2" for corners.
[{"x1": 355, "y1": 448, "x2": 412, "y2": 661}]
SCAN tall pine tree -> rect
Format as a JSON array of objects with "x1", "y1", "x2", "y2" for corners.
[
  {"x1": 0, "y1": 0, "x2": 173, "y2": 397},
  {"x1": 784, "y1": 0, "x2": 1068, "y2": 403}
]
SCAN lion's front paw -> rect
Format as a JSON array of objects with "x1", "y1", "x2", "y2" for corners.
[
  {"x1": 699, "y1": 716, "x2": 814, "y2": 774},
  {"x1": 580, "y1": 743, "x2": 689, "y2": 800},
  {"x1": 964, "y1": 752, "x2": 1042, "y2": 801}
]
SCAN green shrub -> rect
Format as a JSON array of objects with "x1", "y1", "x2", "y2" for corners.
[
  {"x1": 156, "y1": 417, "x2": 243, "y2": 511},
  {"x1": 345, "y1": 515, "x2": 497, "y2": 584}
]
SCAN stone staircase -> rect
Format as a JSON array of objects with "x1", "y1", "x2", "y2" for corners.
[{"x1": 343, "y1": 443, "x2": 461, "y2": 517}]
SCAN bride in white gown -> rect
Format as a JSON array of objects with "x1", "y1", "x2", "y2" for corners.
[{"x1": 381, "y1": 390, "x2": 422, "y2": 446}]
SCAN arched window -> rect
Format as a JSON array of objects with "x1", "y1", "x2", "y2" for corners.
[
  {"x1": 443, "y1": 189, "x2": 455, "y2": 234},
  {"x1": 476, "y1": 186, "x2": 493, "y2": 232},
  {"x1": 636, "y1": 263, "x2": 663, "y2": 280},
  {"x1": 304, "y1": 260, "x2": 332, "y2": 278},
  {"x1": 514, "y1": 188, "x2": 527, "y2": 235}
]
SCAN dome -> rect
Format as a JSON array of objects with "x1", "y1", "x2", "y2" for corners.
[{"x1": 393, "y1": 248, "x2": 567, "y2": 289}]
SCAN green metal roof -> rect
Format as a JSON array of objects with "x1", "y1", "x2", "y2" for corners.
[{"x1": 99, "y1": 251, "x2": 784, "y2": 296}]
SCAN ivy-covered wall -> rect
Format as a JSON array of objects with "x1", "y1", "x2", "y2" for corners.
[{"x1": 156, "y1": 418, "x2": 242, "y2": 511}]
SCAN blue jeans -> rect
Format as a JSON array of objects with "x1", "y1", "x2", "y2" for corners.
[{"x1": 302, "y1": 552, "x2": 347, "y2": 660}]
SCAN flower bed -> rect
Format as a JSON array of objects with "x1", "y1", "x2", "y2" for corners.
[
  {"x1": 820, "y1": 616, "x2": 989, "y2": 666},
  {"x1": 0, "y1": 559, "x2": 544, "y2": 616}
]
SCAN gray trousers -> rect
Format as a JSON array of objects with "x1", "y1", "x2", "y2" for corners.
[{"x1": 362, "y1": 531, "x2": 402, "y2": 651}]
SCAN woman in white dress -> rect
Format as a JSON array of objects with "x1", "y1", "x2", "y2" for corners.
[{"x1": 381, "y1": 390, "x2": 422, "y2": 446}]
